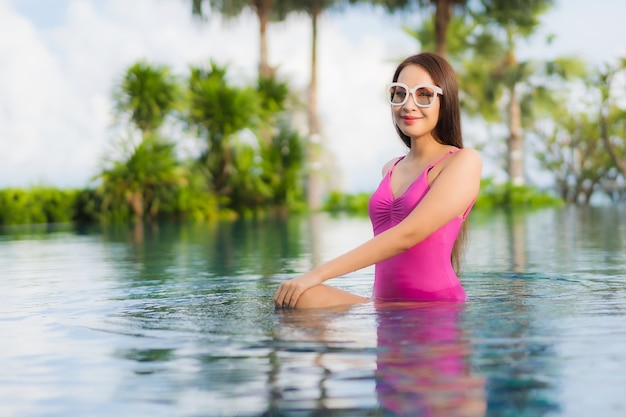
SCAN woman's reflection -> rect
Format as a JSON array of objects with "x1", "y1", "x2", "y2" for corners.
[
  {"x1": 272, "y1": 301, "x2": 486, "y2": 417},
  {"x1": 375, "y1": 301, "x2": 486, "y2": 417}
]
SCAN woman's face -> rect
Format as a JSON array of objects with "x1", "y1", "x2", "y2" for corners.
[{"x1": 391, "y1": 64, "x2": 441, "y2": 142}]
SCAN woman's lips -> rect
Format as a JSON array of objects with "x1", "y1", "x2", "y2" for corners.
[{"x1": 401, "y1": 116, "x2": 422, "y2": 124}]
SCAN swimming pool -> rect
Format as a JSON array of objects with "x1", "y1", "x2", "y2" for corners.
[{"x1": 1, "y1": 206, "x2": 625, "y2": 416}]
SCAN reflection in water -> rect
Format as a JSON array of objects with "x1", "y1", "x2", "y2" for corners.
[
  {"x1": 2, "y1": 207, "x2": 626, "y2": 416},
  {"x1": 505, "y1": 210, "x2": 527, "y2": 273},
  {"x1": 469, "y1": 209, "x2": 528, "y2": 274},
  {"x1": 270, "y1": 304, "x2": 375, "y2": 415},
  {"x1": 308, "y1": 212, "x2": 324, "y2": 268},
  {"x1": 375, "y1": 303, "x2": 486, "y2": 417},
  {"x1": 273, "y1": 303, "x2": 486, "y2": 416},
  {"x1": 467, "y1": 285, "x2": 563, "y2": 416},
  {"x1": 90, "y1": 217, "x2": 308, "y2": 285}
]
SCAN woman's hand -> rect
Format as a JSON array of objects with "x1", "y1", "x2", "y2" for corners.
[{"x1": 273, "y1": 273, "x2": 321, "y2": 309}]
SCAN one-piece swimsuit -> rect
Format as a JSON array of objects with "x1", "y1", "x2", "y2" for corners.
[{"x1": 368, "y1": 149, "x2": 473, "y2": 302}]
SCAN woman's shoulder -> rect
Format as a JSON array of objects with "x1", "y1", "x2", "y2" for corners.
[
  {"x1": 444, "y1": 147, "x2": 481, "y2": 165},
  {"x1": 452, "y1": 147, "x2": 481, "y2": 162},
  {"x1": 381, "y1": 156, "x2": 404, "y2": 177},
  {"x1": 445, "y1": 147, "x2": 482, "y2": 175}
]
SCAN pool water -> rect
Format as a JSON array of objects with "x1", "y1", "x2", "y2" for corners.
[{"x1": 1, "y1": 206, "x2": 625, "y2": 416}]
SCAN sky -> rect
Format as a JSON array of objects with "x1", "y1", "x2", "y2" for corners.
[{"x1": 1, "y1": 0, "x2": 625, "y2": 193}]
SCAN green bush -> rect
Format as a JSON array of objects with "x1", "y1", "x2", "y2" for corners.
[
  {"x1": 321, "y1": 177, "x2": 563, "y2": 217},
  {"x1": 475, "y1": 178, "x2": 563, "y2": 208},
  {"x1": 73, "y1": 188, "x2": 104, "y2": 224},
  {"x1": 323, "y1": 191, "x2": 370, "y2": 216},
  {"x1": 0, "y1": 187, "x2": 78, "y2": 225}
]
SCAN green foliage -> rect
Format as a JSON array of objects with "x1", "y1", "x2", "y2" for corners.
[
  {"x1": 183, "y1": 62, "x2": 307, "y2": 215},
  {"x1": 185, "y1": 61, "x2": 262, "y2": 198},
  {"x1": 257, "y1": 73, "x2": 291, "y2": 115},
  {"x1": 192, "y1": 0, "x2": 292, "y2": 22},
  {"x1": 533, "y1": 112, "x2": 613, "y2": 204},
  {"x1": 227, "y1": 139, "x2": 275, "y2": 215},
  {"x1": 88, "y1": 58, "x2": 308, "y2": 223},
  {"x1": 594, "y1": 58, "x2": 626, "y2": 180},
  {"x1": 322, "y1": 177, "x2": 561, "y2": 217},
  {"x1": 102, "y1": 60, "x2": 202, "y2": 223},
  {"x1": 73, "y1": 188, "x2": 103, "y2": 224},
  {"x1": 475, "y1": 177, "x2": 563, "y2": 208},
  {"x1": 113, "y1": 61, "x2": 180, "y2": 136},
  {"x1": 456, "y1": 0, "x2": 563, "y2": 119},
  {"x1": 186, "y1": 62, "x2": 261, "y2": 141},
  {"x1": 97, "y1": 135, "x2": 186, "y2": 222},
  {"x1": 255, "y1": 75, "x2": 304, "y2": 210},
  {"x1": 323, "y1": 191, "x2": 371, "y2": 215},
  {"x1": 480, "y1": 0, "x2": 554, "y2": 34},
  {"x1": 259, "y1": 121, "x2": 307, "y2": 212},
  {"x1": 173, "y1": 165, "x2": 222, "y2": 222},
  {"x1": 0, "y1": 187, "x2": 78, "y2": 225},
  {"x1": 403, "y1": 12, "x2": 475, "y2": 56},
  {"x1": 41, "y1": 188, "x2": 79, "y2": 223},
  {"x1": 0, "y1": 189, "x2": 45, "y2": 224},
  {"x1": 530, "y1": 59, "x2": 626, "y2": 204}
]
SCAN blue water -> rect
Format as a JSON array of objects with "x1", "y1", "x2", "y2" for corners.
[{"x1": 1, "y1": 206, "x2": 625, "y2": 417}]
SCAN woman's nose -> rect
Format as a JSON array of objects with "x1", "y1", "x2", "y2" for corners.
[{"x1": 403, "y1": 93, "x2": 419, "y2": 109}]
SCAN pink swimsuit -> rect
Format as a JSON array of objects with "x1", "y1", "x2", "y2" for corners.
[{"x1": 368, "y1": 150, "x2": 472, "y2": 302}]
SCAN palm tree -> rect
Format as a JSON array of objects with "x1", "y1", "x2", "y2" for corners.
[
  {"x1": 448, "y1": 0, "x2": 557, "y2": 186},
  {"x1": 100, "y1": 61, "x2": 184, "y2": 221},
  {"x1": 191, "y1": 0, "x2": 289, "y2": 78},
  {"x1": 278, "y1": 0, "x2": 343, "y2": 210},
  {"x1": 359, "y1": 0, "x2": 468, "y2": 57},
  {"x1": 185, "y1": 61, "x2": 262, "y2": 200},
  {"x1": 256, "y1": 75, "x2": 306, "y2": 212},
  {"x1": 397, "y1": 0, "x2": 559, "y2": 185},
  {"x1": 191, "y1": 0, "x2": 344, "y2": 210},
  {"x1": 476, "y1": 0, "x2": 558, "y2": 185},
  {"x1": 98, "y1": 136, "x2": 183, "y2": 220},
  {"x1": 112, "y1": 61, "x2": 180, "y2": 138}
]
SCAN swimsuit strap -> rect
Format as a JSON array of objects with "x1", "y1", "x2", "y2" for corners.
[
  {"x1": 388, "y1": 148, "x2": 461, "y2": 180},
  {"x1": 427, "y1": 148, "x2": 460, "y2": 172},
  {"x1": 461, "y1": 198, "x2": 476, "y2": 219},
  {"x1": 385, "y1": 156, "x2": 404, "y2": 177}
]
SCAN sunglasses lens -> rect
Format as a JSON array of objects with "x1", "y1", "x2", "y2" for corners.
[
  {"x1": 388, "y1": 85, "x2": 408, "y2": 105},
  {"x1": 388, "y1": 84, "x2": 438, "y2": 106},
  {"x1": 414, "y1": 86, "x2": 437, "y2": 106}
]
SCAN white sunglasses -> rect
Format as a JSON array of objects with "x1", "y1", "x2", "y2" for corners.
[{"x1": 386, "y1": 82, "x2": 443, "y2": 107}]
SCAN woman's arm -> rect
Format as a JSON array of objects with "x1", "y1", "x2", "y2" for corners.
[{"x1": 274, "y1": 148, "x2": 482, "y2": 308}]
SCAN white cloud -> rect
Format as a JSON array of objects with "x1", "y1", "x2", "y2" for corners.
[
  {"x1": 0, "y1": 0, "x2": 257, "y2": 188},
  {"x1": 1, "y1": 0, "x2": 624, "y2": 192},
  {"x1": 0, "y1": 0, "x2": 412, "y2": 192}
]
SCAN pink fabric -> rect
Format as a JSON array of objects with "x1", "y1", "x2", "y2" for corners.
[{"x1": 368, "y1": 150, "x2": 471, "y2": 302}]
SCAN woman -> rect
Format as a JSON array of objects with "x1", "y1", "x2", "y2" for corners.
[{"x1": 274, "y1": 52, "x2": 482, "y2": 309}]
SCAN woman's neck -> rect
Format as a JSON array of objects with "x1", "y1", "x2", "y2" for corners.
[{"x1": 407, "y1": 136, "x2": 450, "y2": 162}]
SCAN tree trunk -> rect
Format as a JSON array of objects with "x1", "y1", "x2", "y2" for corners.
[
  {"x1": 583, "y1": 186, "x2": 593, "y2": 206},
  {"x1": 599, "y1": 109, "x2": 626, "y2": 178},
  {"x1": 434, "y1": 0, "x2": 453, "y2": 57},
  {"x1": 306, "y1": 7, "x2": 323, "y2": 211},
  {"x1": 127, "y1": 191, "x2": 143, "y2": 219},
  {"x1": 257, "y1": 0, "x2": 273, "y2": 78},
  {"x1": 507, "y1": 85, "x2": 525, "y2": 185}
]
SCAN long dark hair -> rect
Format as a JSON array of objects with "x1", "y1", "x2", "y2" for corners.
[
  {"x1": 391, "y1": 52, "x2": 463, "y2": 150},
  {"x1": 391, "y1": 52, "x2": 468, "y2": 273}
]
